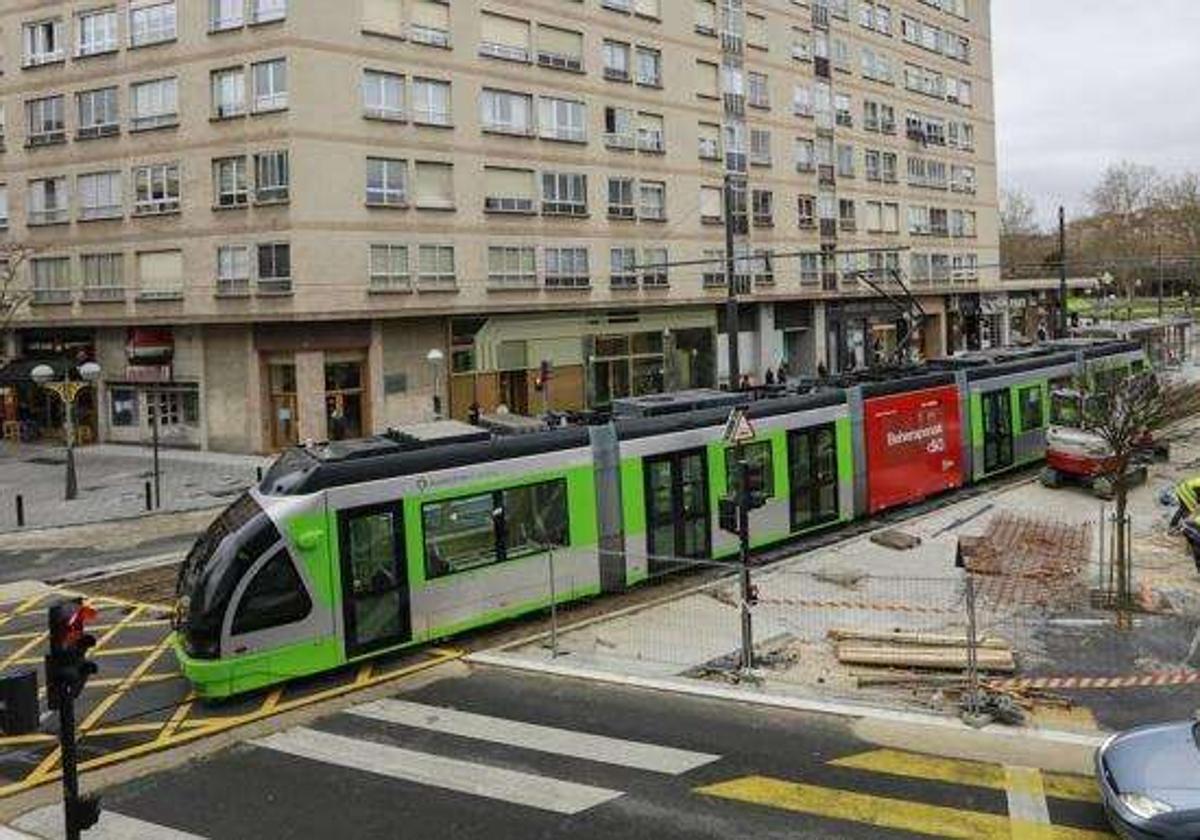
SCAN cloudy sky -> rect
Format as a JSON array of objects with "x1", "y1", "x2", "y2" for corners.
[{"x1": 991, "y1": 0, "x2": 1200, "y2": 225}]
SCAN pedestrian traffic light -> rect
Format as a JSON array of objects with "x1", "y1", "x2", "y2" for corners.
[{"x1": 45, "y1": 599, "x2": 98, "y2": 711}]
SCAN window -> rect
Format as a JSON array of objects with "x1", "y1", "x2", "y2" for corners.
[
  {"x1": 752, "y1": 189, "x2": 773, "y2": 227},
  {"x1": 635, "y1": 46, "x2": 662, "y2": 86},
  {"x1": 700, "y1": 185, "x2": 723, "y2": 223},
  {"x1": 423, "y1": 480, "x2": 568, "y2": 579},
  {"x1": 25, "y1": 96, "x2": 66, "y2": 146},
  {"x1": 258, "y1": 243, "x2": 291, "y2": 292},
  {"x1": 137, "y1": 250, "x2": 184, "y2": 299},
  {"x1": 635, "y1": 0, "x2": 661, "y2": 17},
  {"x1": 642, "y1": 247, "x2": 668, "y2": 287},
  {"x1": 0, "y1": 187, "x2": 7, "y2": 230},
  {"x1": 211, "y1": 0, "x2": 244, "y2": 31},
  {"x1": 835, "y1": 93, "x2": 852, "y2": 127},
  {"x1": 539, "y1": 97, "x2": 586, "y2": 142},
  {"x1": 544, "y1": 247, "x2": 589, "y2": 288},
  {"x1": 24, "y1": 19, "x2": 64, "y2": 66},
  {"x1": 794, "y1": 138, "x2": 815, "y2": 173},
  {"x1": 746, "y1": 11, "x2": 768, "y2": 50},
  {"x1": 542, "y1": 172, "x2": 587, "y2": 216},
  {"x1": 695, "y1": 0, "x2": 717, "y2": 35},
  {"x1": 797, "y1": 195, "x2": 815, "y2": 228},
  {"x1": 216, "y1": 244, "x2": 251, "y2": 295},
  {"x1": 214, "y1": 156, "x2": 249, "y2": 207},
  {"x1": 604, "y1": 107, "x2": 634, "y2": 148},
  {"x1": 417, "y1": 244, "x2": 455, "y2": 289},
  {"x1": 837, "y1": 143, "x2": 855, "y2": 177},
  {"x1": 839, "y1": 198, "x2": 856, "y2": 231},
  {"x1": 793, "y1": 85, "x2": 813, "y2": 117},
  {"x1": 232, "y1": 551, "x2": 311, "y2": 636},
  {"x1": 696, "y1": 60, "x2": 719, "y2": 99},
  {"x1": 28, "y1": 177, "x2": 69, "y2": 225},
  {"x1": 409, "y1": 0, "x2": 450, "y2": 46},
  {"x1": 366, "y1": 157, "x2": 406, "y2": 206},
  {"x1": 603, "y1": 40, "x2": 631, "y2": 81},
  {"x1": 609, "y1": 247, "x2": 637, "y2": 288},
  {"x1": 252, "y1": 0, "x2": 288, "y2": 24},
  {"x1": 413, "y1": 161, "x2": 454, "y2": 209},
  {"x1": 363, "y1": 71, "x2": 404, "y2": 120},
  {"x1": 255, "y1": 151, "x2": 290, "y2": 202},
  {"x1": 750, "y1": 129, "x2": 772, "y2": 166},
  {"x1": 133, "y1": 163, "x2": 181, "y2": 215},
  {"x1": 865, "y1": 201, "x2": 883, "y2": 233},
  {"x1": 412, "y1": 78, "x2": 451, "y2": 125},
  {"x1": 480, "y1": 89, "x2": 532, "y2": 135},
  {"x1": 77, "y1": 8, "x2": 118, "y2": 56},
  {"x1": 748, "y1": 71, "x2": 769, "y2": 108},
  {"x1": 1019, "y1": 385, "x2": 1044, "y2": 432},
  {"x1": 865, "y1": 149, "x2": 881, "y2": 181},
  {"x1": 369, "y1": 244, "x2": 410, "y2": 292},
  {"x1": 31, "y1": 258, "x2": 72, "y2": 304},
  {"x1": 252, "y1": 59, "x2": 288, "y2": 112},
  {"x1": 698, "y1": 122, "x2": 721, "y2": 160},
  {"x1": 111, "y1": 389, "x2": 139, "y2": 426},
  {"x1": 479, "y1": 12, "x2": 530, "y2": 62},
  {"x1": 212, "y1": 67, "x2": 247, "y2": 118},
  {"x1": 77, "y1": 88, "x2": 120, "y2": 138},
  {"x1": 636, "y1": 112, "x2": 664, "y2": 153},
  {"x1": 487, "y1": 245, "x2": 537, "y2": 288},
  {"x1": 131, "y1": 78, "x2": 179, "y2": 130},
  {"x1": 727, "y1": 442, "x2": 775, "y2": 498},
  {"x1": 536, "y1": 25, "x2": 584, "y2": 72},
  {"x1": 798, "y1": 252, "x2": 819, "y2": 284},
  {"x1": 483, "y1": 166, "x2": 535, "y2": 213},
  {"x1": 81, "y1": 254, "x2": 124, "y2": 301},
  {"x1": 78, "y1": 171, "x2": 123, "y2": 220},
  {"x1": 789, "y1": 425, "x2": 839, "y2": 529},
  {"x1": 130, "y1": 2, "x2": 177, "y2": 47},
  {"x1": 607, "y1": 176, "x2": 634, "y2": 219},
  {"x1": 639, "y1": 180, "x2": 666, "y2": 220}
]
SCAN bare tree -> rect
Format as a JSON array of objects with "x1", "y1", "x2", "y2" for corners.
[
  {"x1": 999, "y1": 188, "x2": 1053, "y2": 277},
  {"x1": 1156, "y1": 171, "x2": 1200, "y2": 258},
  {"x1": 0, "y1": 243, "x2": 36, "y2": 362},
  {"x1": 1000, "y1": 188, "x2": 1041, "y2": 238},
  {"x1": 1081, "y1": 373, "x2": 1200, "y2": 622}
]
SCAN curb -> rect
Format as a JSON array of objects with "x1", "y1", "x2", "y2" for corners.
[{"x1": 466, "y1": 650, "x2": 1107, "y2": 749}]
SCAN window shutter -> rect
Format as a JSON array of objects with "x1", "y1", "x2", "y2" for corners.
[
  {"x1": 137, "y1": 250, "x2": 183, "y2": 295},
  {"x1": 480, "y1": 12, "x2": 529, "y2": 49},
  {"x1": 362, "y1": 0, "x2": 403, "y2": 35},
  {"x1": 700, "y1": 186, "x2": 722, "y2": 219},
  {"x1": 484, "y1": 167, "x2": 534, "y2": 199},
  {"x1": 413, "y1": 162, "x2": 454, "y2": 207},
  {"x1": 410, "y1": 0, "x2": 448, "y2": 28},
  {"x1": 537, "y1": 25, "x2": 581, "y2": 56}
]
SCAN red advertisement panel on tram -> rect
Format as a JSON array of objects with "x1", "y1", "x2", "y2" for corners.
[{"x1": 865, "y1": 385, "x2": 963, "y2": 514}]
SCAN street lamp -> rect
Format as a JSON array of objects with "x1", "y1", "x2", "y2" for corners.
[
  {"x1": 31, "y1": 361, "x2": 101, "y2": 501},
  {"x1": 426, "y1": 348, "x2": 445, "y2": 420}
]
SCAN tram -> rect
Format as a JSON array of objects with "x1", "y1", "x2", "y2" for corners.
[{"x1": 173, "y1": 340, "x2": 1144, "y2": 698}]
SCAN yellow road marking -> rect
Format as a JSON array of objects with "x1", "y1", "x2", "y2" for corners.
[
  {"x1": 156, "y1": 693, "x2": 196, "y2": 744},
  {"x1": 830, "y1": 749, "x2": 1100, "y2": 803},
  {"x1": 0, "y1": 632, "x2": 47, "y2": 672},
  {"x1": 0, "y1": 594, "x2": 46, "y2": 631},
  {"x1": 696, "y1": 776, "x2": 1111, "y2": 840},
  {"x1": 260, "y1": 687, "x2": 284, "y2": 713},
  {"x1": 12, "y1": 644, "x2": 159, "y2": 667},
  {"x1": 0, "y1": 733, "x2": 56, "y2": 747}
]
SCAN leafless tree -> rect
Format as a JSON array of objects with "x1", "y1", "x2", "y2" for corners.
[
  {"x1": 1081, "y1": 373, "x2": 1200, "y2": 622},
  {"x1": 0, "y1": 243, "x2": 36, "y2": 361}
]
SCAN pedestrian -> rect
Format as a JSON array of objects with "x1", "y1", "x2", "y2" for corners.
[
  {"x1": 817, "y1": 361, "x2": 828, "y2": 379},
  {"x1": 764, "y1": 368, "x2": 776, "y2": 386},
  {"x1": 739, "y1": 374, "x2": 751, "y2": 391},
  {"x1": 777, "y1": 361, "x2": 788, "y2": 383}
]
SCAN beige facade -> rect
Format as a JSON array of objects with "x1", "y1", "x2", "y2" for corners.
[{"x1": 1, "y1": 0, "x2": 1000, "y2": 453}]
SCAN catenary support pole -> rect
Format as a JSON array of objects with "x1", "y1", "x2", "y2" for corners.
[
  {"x1": 724, "y1": 173, "x2": 740, "y2": 390},
  {"x1": 1058, "y1": 206, "x2": 1068, "y2": 338},
  {"x1": 737, "y1": 452, "x2": 754, "y2": 672}
]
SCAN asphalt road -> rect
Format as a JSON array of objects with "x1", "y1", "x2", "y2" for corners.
[{"x1": 20, "y1": 666, "x2": 1113, "y2": 840}]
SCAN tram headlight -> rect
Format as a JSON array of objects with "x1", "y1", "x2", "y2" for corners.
[{"x1": 173, "y1": 594, "x2": 191, "y2": 628}]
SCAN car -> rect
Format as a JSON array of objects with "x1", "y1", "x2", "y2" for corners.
[{"x1": 1096, "y1": 720, "x2": 1200, "y2": 838}]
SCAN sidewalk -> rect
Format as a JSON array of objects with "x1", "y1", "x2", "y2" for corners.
[{"x1": 0, "y1": 442, "x2": 272, "y2": 534}]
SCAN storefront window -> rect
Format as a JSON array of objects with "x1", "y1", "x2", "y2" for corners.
[
  {"x1": 326, "y1": 361, "x2": 365, "y2": 441},
  {"x1": 111, "y1": 389, "x2": 139, "y2": 427}
]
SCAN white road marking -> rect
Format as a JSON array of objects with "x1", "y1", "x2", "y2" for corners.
[
  {"x1": 1004, "y1": 765, "x2": 1051, "y2": 835},
  {"x1": 13, "y1": 806, "x2": 206, "y2": 840},
  {"x1": 253, "y1": 726, "x2": 624, "y2": 815},
  {"x1": 349, "y1": 698, "x2": 720, "y2": 775}
]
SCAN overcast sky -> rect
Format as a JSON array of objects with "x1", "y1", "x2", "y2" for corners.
[{"x1": 992, "y1": 0, "x2": 1200, "y2": 226}]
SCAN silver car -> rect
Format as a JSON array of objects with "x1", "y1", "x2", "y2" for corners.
[{"x1": 1096, "y1": 721, "x2": 1200, "y2": 838}]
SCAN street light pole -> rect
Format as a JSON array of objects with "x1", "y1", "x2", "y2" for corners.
[
  {"x1": 1058, "y1": 206, "x2": 1068, "y2": 338},
  {"x1": 426, "y1": 348, "x2": 445, "y2": 420},
  {"x1": 31, "y1": 362, "x2": 101, "y2": 502},
  {"x1": 724, "y1": 173, "x2": 740, "y2": 391}
]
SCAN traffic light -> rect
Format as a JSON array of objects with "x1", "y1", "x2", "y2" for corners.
[
  {"x1": 45, "y1": 599, "x2": 98, "y2": 711},
  {"x1": 535, "y1": 359, "x2": 552, "y2": 392},
  {"x1": 719, "y1": 497, "x2": 739, "y2": 536},
  {"x1": 743, "y1": 460, "x2": 769, "y2": 511}
]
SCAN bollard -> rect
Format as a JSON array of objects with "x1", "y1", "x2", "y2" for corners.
[
  {"x1": 15, "y1": 495, "x2": 24, "y2": 529},
  {"x1": 145, "y1": 481, "x2": 153, "y2": 512}
]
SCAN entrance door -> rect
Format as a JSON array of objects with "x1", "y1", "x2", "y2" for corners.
[
  {"x1": 338, "y1": 502, "x2": 411, "y2": 657},
  {"x1": 325, "y1": 361, "x2": 365, "y2": 441},
  {"x1": 268, "y1": 362, "x2": 298, "y2": 450},
  {"x1": 981, "y1": 390, "x2": 1014, "y2": 474},
  {"x1": 788, "y1": 425, "x2": 839, "y2": 531},
  {"x1": 644, "y1": 449, "x2": 711, "y2": 572}
]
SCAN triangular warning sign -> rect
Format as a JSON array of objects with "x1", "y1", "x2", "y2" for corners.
[{"x1": 725, "y1": 408, "x2": 756, "y2": 444}]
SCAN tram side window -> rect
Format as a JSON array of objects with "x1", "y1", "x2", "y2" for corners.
[
  {"x1": 231, "y1": 550, "x2": 312, "y2": 636},
  {"x1": 423, "y1": 479, "x2": 569, "y2": 580},
  {"x1": 725, "y1": 442, "x2": 775, "y2": 499},
  {"x1": 1018, "y1": 386, "x2": 1044, "y2": 432}
]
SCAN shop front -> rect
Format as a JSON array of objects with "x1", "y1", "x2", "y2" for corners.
[
  {"x1": 100, "y1": 327, "x2": 203, "y2": 449},
  {"x1": 0, "y1": 330, "x2": 98, "y2": 445}
]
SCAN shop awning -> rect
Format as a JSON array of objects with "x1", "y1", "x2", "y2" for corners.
[{"x1": 0, "y1": 358, "x2": 76, "y2": 385}]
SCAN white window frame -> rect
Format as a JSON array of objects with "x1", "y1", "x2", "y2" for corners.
[
  {"x1": 77, "y1": 171, "x2": 124, "y2": 221},
  {"x1": 252, "y1": 59, "x2": 289, "y2": 112},
  {"x1": 363, "y1": 70, "x2": 405, "y2": 121},
  {"x1": 77, "y1": 8, "x2": 119, "y2": 56},
  {"x1": 366, "y1": 157, "x2": 407, "y2": 206},
  {"x1": 129, "y1": 1, "x2": 177, "y2": 48},
  {"x1": 369, "y1": 244, "x2": 412, "y2": 292},
  {"x1": 133, "y1": 162, "x2": 181, "y2": 215}
]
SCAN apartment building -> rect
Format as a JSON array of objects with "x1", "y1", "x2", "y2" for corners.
[{"x1": 0, "y1": 0, "x2": 1006, "y2": 454}]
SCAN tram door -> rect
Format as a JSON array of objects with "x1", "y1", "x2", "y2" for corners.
[
  {"x1": 981, "y1": 390, "x2": 1014, "y2": 474},
  {"x1": 644, "y1": 449, "x2": 711, "y2": 573},
  {"x1": 338, "y1": 502, "x2": 411, "y2": 657}
]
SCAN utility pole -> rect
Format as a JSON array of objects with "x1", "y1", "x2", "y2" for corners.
[
  {"x1": 736, "y1": 452, "x2": 753, "y2": 672},
  {"x1": 1158, "y1": 243, "x2": 1165, "y2": 320},
  {"x1": 1058, "y1": 206, "x2": 1068, "y2": 338},
  {"x1": 724, "y1": 173, "x2": 740, "y2": 390}
]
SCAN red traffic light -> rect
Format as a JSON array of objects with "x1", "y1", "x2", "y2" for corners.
[{"x1": 49, "y1": 600, "x2": 97, "y2": 652}]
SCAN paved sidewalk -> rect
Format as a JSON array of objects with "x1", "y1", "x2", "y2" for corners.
[{"x1": 0, "y1": 442, "x2": 272, "y2": 533}]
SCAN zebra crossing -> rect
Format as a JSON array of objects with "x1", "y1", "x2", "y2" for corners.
[{"x1": 7, "y1": 698, "x2": 724, "y2": 838}]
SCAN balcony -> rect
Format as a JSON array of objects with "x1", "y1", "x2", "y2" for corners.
[
  {"x1": 410, "y1": 25, "x2": 450, "y2": 47},
  {"x1": 28, "y1": 208, "x2": 69, "y2": 226},
  {"x1": 722, "y1": 92, "x2": 745, "y2": 116},
  {"x1": 537, "y1": 51, "x2": 583, "y2": 72},
  {"x1": 603, "y1": 66, "x2": 631, "y2": 82},
  {"x1": 215, "y1": 278, "x2": 252, "y2": 297},
  {"x1": 818, "y1": 164, "x2": 836, "y2": 186},
  {"x1": 26, "y1": 130, "x2": 66, "y2": 148},
  {"x1": 607, "y1": 204, "x2": 636, "y2": 220},
  {"x1": 814, "y1": 57, "x2": 831, "y2": 78},
  {"x1": 484, "y1": 196, "x2": 535, "y2": 214},
  {"x1": 479, "y1": 42, "x2": 530, "y2": 63},
  {"x1": 257, "y1": 278, "x2": 293, "y2": 296},
  {"x1": 720, "y1": 31, "x2": 744, "y2": 54},
  {"x1": 32, "y1": 289, "x2": 72, "y2": 305},
  {"x1": 610, "y1": 274, "x2": 639, "y2": 290},
  {"x1": 77, "y1": 123, "x2": 120, "y2": 140},
  {"x1": 636, "y1": 131, "x2": 664, "y2": 153},
  {"x1": 839, "y1": 218, "x2": 857, "y2": 233},
  {"x1": 82, "y1": 286, "x2": 125, "y2": 303},
  {"x1": 604, "y1": 132, "x2": 635, "y2": 150},
  {"x1": 819, "y1": 219, "x2": 838, "y2": 239}
]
